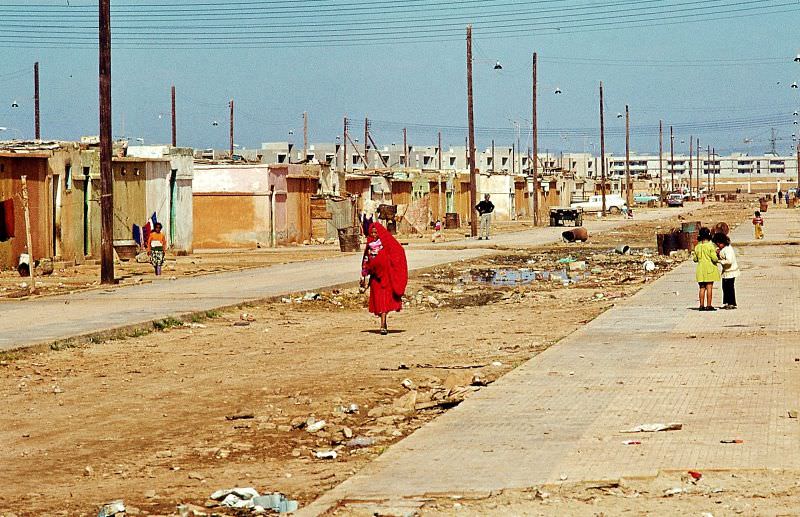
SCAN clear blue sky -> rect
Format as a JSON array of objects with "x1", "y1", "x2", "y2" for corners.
[{"x1": 0, "y1": 0, "x2": 798, "y2": 156}]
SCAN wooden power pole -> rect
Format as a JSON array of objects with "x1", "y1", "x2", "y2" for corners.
[
  {"x1": 34, "y1": 62, "x2": 40, "y2": 140},
  {"x1": 303, "y1": 111, "x2": 308, "y2": 162},
  {"x1": 363, "y1": 117, "x2": 369, "y2": 168},
  {"x1": 171, "y1": 84, "x2": 177, "y2": 147},
  {"x1": 599, "y1": 81, "x2": 606, "y2": 215},
  {"x1": 669, "y1": 125, "x2": 675, "y2": 192},
  {"x1": 658, "y1": 120, "x2": 664, "y2": 205},
  {"x1": 343, "y1": 117, "x2": 348, "y2": 173},
  {"x1": 689, "y1": 136, "x2": 693, "y2": 198},
  {"x1": 99, "y1": 0, "x2": 114, "y2": 284},
  {"x1": 797, "y1": 143, "x2": 800, "y2": 192},
  {"x1": 229, "y1": 99, "x2": 234, "y2": 158},
  {"x1": 532, "y1": 51, "x2": 539, "y2": 225},
  {"x1": 403, "y1": 127, "x2": 408, "y2": 168},
  {"x1": 466, "y1": 25, "x2": 477, "y2": 237},
  {"x1": 625, "y1": 104, "x2": 631, "y2": 207}
]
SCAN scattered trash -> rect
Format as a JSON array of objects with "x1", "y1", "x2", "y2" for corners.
[
  {"x1": 614, "y1": 245, "x2": 631, "y2": 255},
  {"x1": 240, "y1": 312, "x2": 255, "y2": 322},
  {"x1": 789, "y1": 410, "x2": 798, "y2": 419},
  {"x1": 209, "y1": 488, "x2": 297, "y2": 513},
  {"x1": 720, "y1": 439, "x2": 744, "y2": 444},
  {"x1": 401, "y1": 378, "x2": 416, "y2": 390},
  {"x1": 491, "y1": 361, "x2": 503, "y2": 367},
  {"x1": 233, "y1": 321, "x2": 250, "y2": 327},
  {"x1": 643, "y1": 260, "x2": 656, "y2": 272},
  {"x1": 701, "y1": 512, "x2": 714, "y2": 517},
  {"x1": 663, "y1": 487, "x2": 683, "y2": 497},
  {"x1": 568, "y1": 260, "x2": 586, "y2": 271},
  {"x1": 314, "y1": 450, "x2": 338, "y2": 459},
  {"x1": 306, "y1": 420, "x2": 326, "y2": 433},
  {"x1": 688, "y1": 470, "x2": 703, "y2": 481},
  {"x1": 559, "y1": 473, "x2": 568, "y2": 481},
  {"x1": 346, "y1": 436, "x2": 375, "y2": 448},
  {"x1": 621, "y1": 422, "x2": 682, "y2": 433},
  {"x1": 302, "y1": 292, "x2": 320, "y2": 301},
  {"x1": 557, "y1": 256, "x2": 576, "y2": 264},
  {"x1": 97, "y1": 500, "x2": 126, "y2": 517},
  {"x1": 622, "y1": 440, "x2": 642, "y2": 445},
  {"x1": 225, "y1": 413, "x2": 255, "y2": 421}
]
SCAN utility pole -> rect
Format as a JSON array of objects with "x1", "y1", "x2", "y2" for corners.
[
  {"x1": 343, "y1": 117, "x2": 348, "y2": 173},
  {"x1": 171, "y1": 84, "x2": 176, "y2": 147},
  {"x1": 797, "y1": 143, "x2": 800, "y2": 193},
  {"x1": 491, "y1": 139, "x2": 495, "y2": 173},
  {"x1": 438, "y1": 130, "x2": 442, "y2": 170},
  {"x1": 712, "y1": 147, "x2": 716, "y2": 193},
  {"x1": 696, "y1": 138, "x2": 700, "y2": 196},
  {"x1": 624, "y1": 104, "x2": 631, "y2": 207},
  {"x1": 706, "y1": 145, "x2": 710, "y2": 193},
  {"x1": 34, "y1": 62, "x2": 40, "y2": 140},
  {"x1": 20, "y1": 176, "x2": 35, "y2": 293},
  {"x1": 303, "y1": 111, "x2": 308, "y2": 162},
  {"x1": 403, "y1": 127, "x2": 408, "y2": 168},
  {"x1": 511, "y1": 143, "x2": 515, "y2": 175},
  {"x1": 364, "y1": 117, "x2": 369, "y2": 168},
  {"x1": 438, "y1": 131, "x2": 444, "y2": 220},
  {"x1": 229, "y1": 98, "x2": 234, "y2": 158},
  {"x1": 599, "y1": 81, "x2": 606, "y2": 215},
  {"x1": 669, "y1": 125, "x2": 675, "y2": 192},
  {"x1": 466, "y1": 25, "x2": 478, "y2": 237},
  {"x1": 689, "y1": 136, "x2": 693, "y2": 198},
  {"x1": 658, "y1": 120, "x2": 664, "y2": 205},
  {"x1": 532, "y1": 52, "x2": 540, "y2": 225},
  {"x1": 99, "y1": 0, "x2": 114, "y2": 284}
]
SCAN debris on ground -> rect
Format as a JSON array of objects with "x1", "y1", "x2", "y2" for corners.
[
  {"x1": 209, "y1": 487, "x2": 298, "y2": 513},
  {"x1": 97, "y1": 500, "x2": 126, "y2": 517},
  {"x1": 621, "y1": 422, "x2": 683, "y2": 433}
]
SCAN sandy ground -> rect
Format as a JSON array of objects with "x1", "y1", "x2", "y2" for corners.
[
  {"x1": 0, "y1": 203, "x2": 756, "y2": 517},
  {"x1": 415, "y1": 470, "x2": 800, "y2": 516}
]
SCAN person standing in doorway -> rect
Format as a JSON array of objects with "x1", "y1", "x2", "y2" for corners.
[
  {"x1": 360, "y1": 222, "x2": 408, "y2": 335},
  {"x1": 147, "y1": 222, "x2": 167, "y2": 276},
  {"x1": 475, "y1": 194, "x2": 494, "y2": 240}
]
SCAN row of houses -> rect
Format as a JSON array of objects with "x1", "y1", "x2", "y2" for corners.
[
  {"x1": 230, "y1": 142, "x2": 800, "y2": 180},
  {"x1": 0, "y1": 139, "x2": 589, "y2": 270}
]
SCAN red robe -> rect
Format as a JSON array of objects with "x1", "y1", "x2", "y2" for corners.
[{"x1": 364, "y1": 223, "x2": 407, "y2": 315}]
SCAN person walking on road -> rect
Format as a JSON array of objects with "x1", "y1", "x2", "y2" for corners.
[
  {"x1": 147, "y1": 222, "x2": 167, "y2": 276},
  {"x1": 360, "y1": 222, "x2": 408, "y2": 335},
  {"x1": 475, "y1": 194, "x2": 494, "y2": 240},
  {"x1": 691, "y1": 226, "x2": 720, "y2": 311},
  {"x1": 712, "y1": 232, "x2": 739, "y2": 309},
  {"x1": 752, "y1": 211, "x2": 764, "y2": 240}
]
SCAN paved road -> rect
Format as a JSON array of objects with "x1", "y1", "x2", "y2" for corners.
[
  {"x1": 301, "y1": 208, "x2": 800, "y2": 516},
  {"x1": 0, "y1": 205, "x2": 696, "y2": 351}
]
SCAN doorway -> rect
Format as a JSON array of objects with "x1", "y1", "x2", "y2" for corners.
[{"x1": 83, "y1": 167, "x2": 91, "y2": 256}]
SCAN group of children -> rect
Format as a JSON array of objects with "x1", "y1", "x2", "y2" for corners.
[{"x1": 691, "y1": 210, "x2": 764, "y2": 311}]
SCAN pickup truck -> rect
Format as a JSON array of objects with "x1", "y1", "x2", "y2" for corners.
[{"x1": 571, "y1": 194, "x2": 627, "y2": 214}]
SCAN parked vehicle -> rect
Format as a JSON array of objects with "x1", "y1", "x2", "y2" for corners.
[
  {"x1": 634, "y1": 193, "x2": 659, "y2": 204},
  {"x1": 666, "y1": 193, "x2": 684, "y2": 207},
  {"x1": 571, "y1": 194, "x2": 627, "y2": 214}
]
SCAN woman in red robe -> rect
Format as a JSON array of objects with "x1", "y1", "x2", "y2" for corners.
[{"x1": 360, "y1": 222, "x2": 408, "y2": 335}]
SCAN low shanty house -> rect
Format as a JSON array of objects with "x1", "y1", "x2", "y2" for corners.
[
  {"x1": 126, "y1": 145, "x2": 194, "y2": 254},
  {"x1": 192, "y1": 163, "x2": 272, "y2": 249},
  {"x1": 111, "y1": 155, "x2": 174, "y2": 253},
  {"x1": 0, "y1": 141, "x2": 102, "y2": 270},
  {"x1": 192, "y1": 162, "x2": 321, "y2": 249},
  {"x1": 267, "y1": 163, "x2": 320, "y2": 245}
]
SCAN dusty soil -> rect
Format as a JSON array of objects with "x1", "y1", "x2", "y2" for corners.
[
  {"x1": 0, "y1": 203, "x2": 756, "y2": 517},
  {"x1": 413, "y1": 469, "x2": 800, "y2": 516}
]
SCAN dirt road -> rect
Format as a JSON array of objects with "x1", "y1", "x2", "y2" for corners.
[{"x1": 0, "y1": 203, "x2": 753, "y2": 516}]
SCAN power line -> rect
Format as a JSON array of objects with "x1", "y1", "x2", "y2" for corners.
[{"x1": 0, "y1": 0, "x2": 792, "y2": 48}]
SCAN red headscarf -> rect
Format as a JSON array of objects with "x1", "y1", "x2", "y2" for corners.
[{"x1": 366, "y1": 222, "x2": 408, "y2": 297}]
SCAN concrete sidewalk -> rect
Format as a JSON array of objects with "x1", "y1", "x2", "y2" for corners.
[
  {"x1": 301, "y1": 208, "x2": 800, "y2": 515},
  {"x1": 0, "y1": 204, "x2": 695, "y2": 351}
]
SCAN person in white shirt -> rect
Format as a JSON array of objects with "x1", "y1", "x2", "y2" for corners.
[{"x1": 712, "y1": 232, "x2": 739, "y2": 309}]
